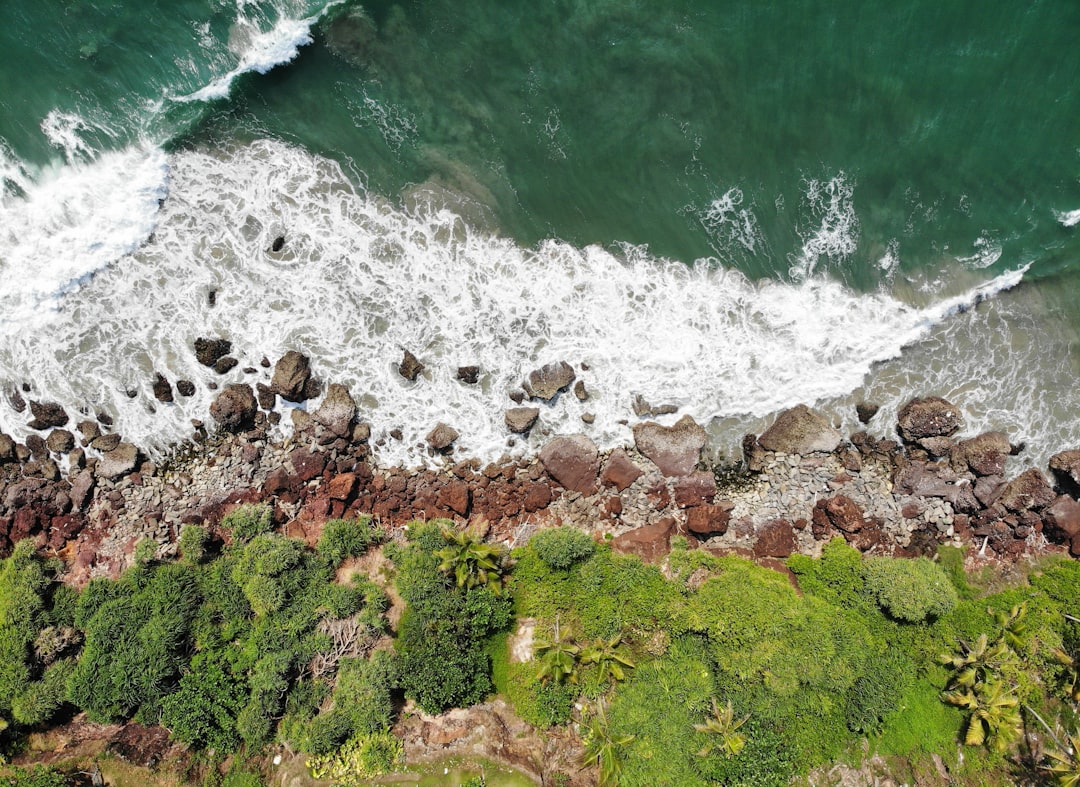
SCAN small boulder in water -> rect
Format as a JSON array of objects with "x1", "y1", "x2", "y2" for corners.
[
  {"x1": 214, "y1": 357, "x2": 239, "y2": 375},
  {"x1": 271, "y1": 235, "x2": 285, "y2": 252},
  {"x1": 631, "y1": 394, "x2": 677, "y2": 418},
  {"x1": 523, "y1": 361, "x2": 575, "y2": 401},
  {"x1": 505, "y1": 407, "x2": 540, "y2": 434},
  {"x1": 314, "y1": 384, "x2": 356, "y2": 438},
  {"x1": 46, "y1": 429, "x2": 75, "y2": 454},
  {"x1": 457, "y1": 366, "x2": 480, "y2": 384},
  {"x1": 8, "y1": 388, "x2": 25, "y2": 413},
  {"x1": 897, "y1": 396, "x2": 963, "y2": 443},
  {"x1": 426, "y1": 422, "x2": 459, "y2": 452},
  {"x1": 28, "y1": 401, "x2": 69, "y2": 430},
  {"x1": 210, "y1": 384, "x2": 258, "y2": 433},
  {"x1": 195, "y1": 337, "x2": 232, "y2": 367},
  {"x1": 152, "y1": 373, "x2": 174, "y2": 403},
  {"x1": 855, "y1": 402, "x2": 880, "y2": 424},
  {"x1": 271, "y1": 351, "x2": 315, "y2": 402},
  {"x1": 176, "y1": 380, "x2": 195, "y2": 397},
  {"x1": 399, "y1": 350, "x2": 424, "y2": 381}
]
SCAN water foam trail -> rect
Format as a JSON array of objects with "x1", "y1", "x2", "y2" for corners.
[
  {"x1": 788, "y1": 173, "x2": 859, "y2": 279},
  {"x1": 1058, "y1": 208, "x2": 1080, "y2": 228},
  {"x1": 0, "y1": 139, "x2": 1054, "y2": 469}
]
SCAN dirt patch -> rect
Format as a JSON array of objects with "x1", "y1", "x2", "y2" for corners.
[{"x1": 507, "y1": 618, "x2": 536, "y2": 664}]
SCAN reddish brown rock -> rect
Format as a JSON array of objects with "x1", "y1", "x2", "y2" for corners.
[
  {"x1": 326, "y1": 473, "x2": 357, "y2": 501},
  {"x1": 28, "y1": 401, "x2": 69, "y2": 430},
  {"x1": 758, "y1": 404, "x2": 841, "y2": 455},
  {"x1": 632, "y1": 415, "x2": 706, "y2": 477},
  {"x1": 917, "y1": 436, "x2": 955, "y2": 457},
  {"x1": 897, "y1": 396, "x2": 963, "y2": 443},
  {"x1": 673, "y1": 471, "x2": 717, "y2": 508},
  {"x1": 1049, "y1": 449, "x2": 1080, "y2": 495},
  {"x1": 69, "y1": 470, "x2": 95, "y2": 510},
  {"x1": 522, "y1": 482, "x2": 552, "y2": 513},
  {"x1": 272, "y1": 351, "x2": 315, "y2": 402},
  {"x1": 289, "y1": 447, "x2": 327, "y2": 483},
  {"x1": 426, "y1": 423, "x2": 460, "y2": 452},
  {"x1": 194, "y1": 337, "x2": 231, "y2": 367},
  {"x1": 602, "y1": 496, "x2": 623, "y2": 520},
  {"x1": 505, "y1": 407, "x2": 540, "y2": 434},
  {"x1": 753, "y1": 519, "x2": 796, "y2": 558},
  {"x1": 437, "y1": 480, "x2": 471, "y2": 517},
  {"x1": 152, "y1": 373, "x2": 174, "y2": 403},
  {"x1": 813, "y1": 495, "x2": 865, "y2": 534},
  {"x1": 522, "y1": 361, "x2": 575, "y2": 400},
  {"x1": 996, "y1": 468, "x2": 1055, "y2": 512},
  {"x1": 46, "y1": 429, "x2": 74, "y2": 454},
  {"x1": 1043, "y1": 495, "x2": 1080, "y2": 542},
  {"x1": 612, "y1": 518, "x2": 674, "y2": 563},
  {"x1": 600, "y1": 449, "x2": 643, "y2": 491},
  {"x1": 539, "y1": 435, "x2": 599, "y2": 495},
  {"x1": 685, "y1": 504, "x2": 731, "y2": 537},
  {"x1": 951, "y1": 432, "x2": 1011, "y2": 477},
  {"x1": 209, "y1": 384, "x2": 257, "y2": 433}
]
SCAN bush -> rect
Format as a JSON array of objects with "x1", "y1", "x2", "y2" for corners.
[
  {"x1": 863, "y1": 557, "x2": 959, "y2": 623},
  {"x1": 318, "y1": 517, "x2": 380, "y2": 566},
  {"x1": 305, "y1": 730, "x2": 403, "y2": 785},
  {"x1": 179, "y1": 525, "x2": 209, "y2": 565},
  {"x1": 222, "y1": 504, "x2": 273, "y2": 542},
  {"x1": 530, "y1": 527, "x2": 595, "y2": 570},
  {"x1": 0, "y1": 765, "x2": 69, "y2": 787},
  {"x1": 161, "y1": 651, "x2": 246, "y2": 751}
]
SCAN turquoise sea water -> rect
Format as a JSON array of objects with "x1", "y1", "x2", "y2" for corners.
[{"x1": 0, "y1": 0, "x2": 1078, "y2": 467}]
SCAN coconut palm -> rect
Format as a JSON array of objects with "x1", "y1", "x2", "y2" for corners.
[
  {"x1": 693, "y1": 698, "x2": 749, "y2": 759},
  {"x1": 580, "y1": 635, "x2": 635, "y2": 685},
  {"x1": 580, "y1": 700, "x2": 634, "y2": 787},
  {"x1": 535, "y1": 619, "x2": 582, "y2": 685},
  {"x1": 434, "y1": 526, "x2": 507, "y2": 594},
  {"x1": 942, "y1": 677, "x2": 1022, "y2": 753}
]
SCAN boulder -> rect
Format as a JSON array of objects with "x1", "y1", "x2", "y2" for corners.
[
  {"x1": 611, "y1": 519, "x2": 674, "y2": 563},
  {"x1": 95, "y1": 443, "x2": 140, "y2": 480},
  {"x1": 213, "y1": 356, "x2": 239, "y2": 375},
  {"x1": 194, "y1": 337, "x2": 232, "y2": 367},
  {"x1": 271, "y1": 351, "x2": 314, "y2": 402},
  {"x1": 1049, "y1": 450, "x2": 1080, "y2": 495},
  {"x1": 539, "y1": 435, "x2": 599, "y2": 495},
  {"x1": 974, "y1": 475, "x2": 1005, "y2": 508},
  {"x1": 437, "y1": 481, "x2": 471, "y2": 517},
  {"x1": 426, "y1": 422, "x2": 459, "y2": 452},
  {"x1": 1043, "y1": 495, "x2": 1080, "y2": 542},
  {"x1": 457, "y1": 366, "x2": 480, "y2": 384},
  {"x1": 176, "y1": 380, "x2": 196, "y2": 397},
  {"x1": 950, "y1": 432, "x2": 1011, "y2": 477},
  {"x1": 313, "y1": 384, "x2": 356, "y2": 437},
  {"x1": 90, "y1": 433, "x2": 122, "y2": 453},
  {"x1": 600, "y1": 449, "x2": 643, "y2": 492},
  {"x1": 632, "y1": 415, "x2": 707, "y2": 477},
  {"x1": 28, "y1": 401, "x2": 69, "y2": 430},
  {"x1": 996, "y1": 468, "x2": 1055, "y2": 512},
  {"x1": 152, "y1": 373, "x2": 173, "y2": 403},
  {"x1": 673, "y1": 471, "x2": 717, "y2": 508},
  {"x1": 69, "y1": 469, "x2": 95, "y2": 510},
  {"x1": 685, "y1": 505, "x2": 731, "y2": 537},
  {"x1": 897, "y1": 396, "x2": 963, "y2": 443},
  {"x1": 256, "y1": 383, "x2": 276, "y2": 410},
  {"x1": 46, "y1": 430, "x2": 75, "y2": 454},
  {"x1": 812, "y1": 495, "x2": 866, "y2": 534},
  {"x1": 892, "y1": 462, "x2": 956, "y2": 498},
  {"x1": 209, "y1": 384, "x2": 258, "y2": 433},
  {"x1": 523, "y1": 361, "x2": 575, "y2": 401},
  {"x1": 25, "y1": 434, "x2": 47, "y2": 459},
  {"x1": 8, "y1": 388, "x2": 25, "y2": 413},
  {"x1": 742, "y1": 434, "x2": 766, "y2": 473},
  {"x1": 855, "y1": 402, "x2": 880, "y2": 424},
  {"x1": 758, "y1": 404, "x2": 841, "y2": 455},
  {"x1": 573, "y1": 380, "x2": 589, "y2": 401},
  {"x1": 753, "y1": 519, "x2": 796, "y2": 558},
  {"x1": 917, "y1": 436, "x2": 955, "y2": 457},
  {"x1": 399, "y1": 349, "x2": 424, "y2": 381},
  {"x1": 522, "y1": 481, "x2": 552, "y2": 512},
  {"x1": 76, "y1": 420, "x2": 101, "y2": 443},
  {"x1": 631, "y1": 394, "x2": 678, "y2": 418},
  {"x1": 0, "y1": 433, "x2": 14, "y2": 463},
  {"x1": 505, "y1": 407, "x2": 540, "y2": 434}
]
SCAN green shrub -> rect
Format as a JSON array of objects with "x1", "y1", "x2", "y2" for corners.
[
  {"x1": 161, "y1": 651, "x2": 246, "y2": 751},
  {"x1": 0, "y1": 765, "x2": 70, "y2": 787},
  {"x1": 863, "y1": 557, "x2": 958, "y2": 623},
  {"x1": 787, "y1": 537, "x2": 869, "y2": 612},
  {"x1": 318, "y1": 517, "x2": 379, "y2": 566},
  {"x1": 504, "y1": 659, "x2": 576, "y2": 728},
  {"x1": 305, "y1": 730, "x2": 404, "y2": 784},
  {"x1": 529, "y1": 527, "x2": 595, "y2": 570},
  {"x1": 179, "y1": 524, "x2": 209, "y2": 565},
  {"x1": 10, "y1": 659, "x2": 75, "y2": 726},
  {"x1": 222, "y1": 504, "x2": 273, "y2": 542}
]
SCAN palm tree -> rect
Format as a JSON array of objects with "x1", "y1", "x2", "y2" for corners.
[
  {"x1": 693, "y1": 698, "x2": 749, "y2": 759},
  {"x1": 940, "y1": 632, "x2": 1011, "y2": 690},
  {"x1": 580, "y1": 700, "x2": 634, "y2": 787},
  {"x1": 1042, "y1": 733, "x2": 1080, "y2": 787},
  {"x1": 580, "y1": 635, "x2": 635, "y2": 685},
  {"x1": 434, "y1": 526, "x2": 507, "y2": 594},
  {"x1": 535, "y1": 618, "x2": 582, "y2": 685},
  {"x1": 994, "y1": 602, "x2": 1030, "y2": 653},
  {"x1": 942, "y1": 677, "x2": 1022, "y2": 754}
]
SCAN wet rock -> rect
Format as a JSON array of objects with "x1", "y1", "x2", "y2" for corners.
[
  {"x1": 581, "y1": 413, "x2": 595, "y2": 424},
  {"x1": 539, "y1": 434, "x2": 599, "y2": 495},
  {"x1": 505, "y1": 407, "x2": 540, "y2": 434},
  {"x1": 742, "y1": 434, "x2": 766, "y2": 473},
  {"x1": 758, "y1": 404, "x2": 841, "y2": 454},
  {"x1": 673, "y1": 471, "x2": 717, "y2": 508},
  {"x1": 213, "y1": 356, "x2": 239, "y2": 375},
  {"x1": 685, "y1": 504, "x2": 731, "y2": 537},
  {"x1": 457, "y1": 366, "x2": 480, "y2": 384},
  {"x1": 897, "y1": 396, "x2": 963, "y2": 443},
  {"x1": 271, "y1": 235, "x2": 285, "y2": 252},
  {"x1": 631, "y1": 394, "x2": 678, "y2": 418},
  {"x1": 95, "y1": 443, "x2": 140, "y2": 480},
  {"x1": 256, "y1": 383, "x2": 276, "y2": 410},
  {"x1": 426, "y1": 422, "x2": 459, "y2": 452},
  {"x1": 90, "y1": 433, "x2": 121, "y2": 453},
  {"x1": 314, "y1": 383, "x2": 356, "y2": 437},
  {"x1": 509, "y1": 391, "x2": 525, "y2": 404},
  {"x1": 271, "y1": 351, "x2": 314, "y2": 402},
  {"x1": 209, "y1": 384, "x2": 257, "y2": 433},
  {"x1": 632, "y1": 415, "x2": 707, "y2": 477},
  {"x1": 76, "y1": 420, "x2": 101, "y2": 444},
  {"x1": 856, "y1": 402, "x2": 880, "y2": 424},
  {"x1": 152, "y1": 373, "x2": 173, "y2": 403},
  {"x1": 600, "y1": 449, "x2": 643, "y2": 492},
  {"x1": 194, "y1": 337, "x2": 232, "y2": 367},
  {"x1": 0, "y1": 433, "x2": 15, "y2": 463},
  {"x1": 996, "y1": 468, "x2": 1055, "y2": 513},
  {"x1": 25, "y1": 434, "x2": 48, "y2": 459},
  {"x1": 917, "y1": 436, "x2": 955, "y2": 457},
  {"x1": 951, "y1": 432, "x2": 1011, "y2": 477},
  {"x1": 8, "y1": 388, "x2": 25, "y2": 413},
  {"x1": 28, "y1": 401, "x2": 69, "y2": 429},
  {"x1": 46, "y1": 430, "x2": 74, "y2": 454},
  {"x1": 1049, "y1": 449, "x2": 1080, "y2": 496},
  {"x1": 523, "y1": 361, "x2": 575, "y2": 401},
  {"x1": 176, "y1": 380, "x2": 195, "y2": 397},
  {"x1": 754, "y1": 519, "x2": 796, "y2": 558},
  {"x1": 573, "y1": 380, "x2": 589, "y2": 401},
  {"x1": 612, "y1": 518, "x2": 674, "y2": 563},
  {"x1": 398, "y1": 349, "x2": 424, "y2": 381}
]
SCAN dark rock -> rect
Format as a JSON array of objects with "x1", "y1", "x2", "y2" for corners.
[
  {"x1": 509, "y1": 391, "x2": 525, "y2": 404},
  {"x1": 260, "y1": 356, "x2": 271, "y2": 368},
  {"x1": 523, "y1": 361, "x2": 575, "y2": 401},
  {"x1": 951, "y1": 432, "x2": 1011, "y2": 477},
  {"x1": 271, "y1": 351, "x2": 314, "y2": 402},
  {"x1": 46, "y1": 430, "x2": 74, "y2": 454},
  {"x1": 758, "y1": 404, "x2": 841, "y2": 454},
  {"x1": 209, "y1": 384, "x2": 257, "y2": 433},
  {"x1": 581, "y1": 413, "x2": 595, "y2": 424},
  {"x1": 1049, "y1": 450, "x2": 1080, "y2": 496},
  {"x1": 539, "y1": 434, "x2": 599, "y2": 495},
  {"x1": 152, "y1": 373, "x2": 173, "y2": 403},
  {"x1": 398, "y1": 349, "x2": 424, "y2": 381},
  {"x1": 813, "y1": 495, "x2": 866, "y2": 534},
  {"x1": 14, "y1": 444, "x2": 29, "y2": 462},
  {"x1": 742, "y1": 434, "x2": 766, "y2": 473},
  {"x1": 600, "y1": 449, "x2": 643, "y2": 492},
  {"x1": 856, "y1": 402, "x2": 880, "y2": 424},
  {"x1": 176, "y1": 380, "x2": 195, "y2": 397},
  {"x1": 271, "y1": 235, "x2": 285, "y2": 252},
  {"x1": 426, "y1": 423, "x2": 459, "y2": 452},
  {"x1": 9, "y1": 389, "x2": 25, "y2": 413},
  {"x1": 76, "y1": 420, "x2": 100, "y2": 444},
  {"x1": 897, "y1": 396, "x2": 963, "y2": 443},
  {"x1": 673, "y1": 471, "x2": 717, "y2": 508},
  {"x1": 612, "y1": 519, "x2": 674, "y2": 563},
  {"x1": 194, "y1": 337, "x2": 232, "y2": 367},
  {"x1": 256, "y1": 383, "x2": 276, "y2": 410},
  {"x1": 289, "y1": 448, "x2": 327, "y2": 483},
  {"x1": 0, "y1": 433, "x2": 14, "y2": 462},
  {"x1": 90, "y1": 433, "x2": 121, "y2": 453},
  {"x1": 314, "y1": 383, "x2": 356, "y2": 437},
  {"x1": 573, "y1": 380, "x2": 589, "y2": 401},
  {"x1": 69, "y1": 470, "x2": 95, "y2": 510},
  {"x1": 632, "y1": 415, "x2": 706, "y2": 477},
  {"x1": 95, "y1": 443, "x2": 140, "y2": 480},
  {"x1": 631, "y1": 394, "x2": 678, "y2": 418},
  {"x1": 208, "y1": 290, "x2": 217, "y2": 307},
  {"x1": 917, "y1": 436, "x2": 955, "y2": 457},
  {"x1": 213, "y1": 356, "x2": 239, "y2": 375},
  {"x1": 685, "y1": 505, "x2": 731, "y2": 536},
  {"x1": 388, "y1": 428, "x2": 403, "y2": 441},
  {"x1": 996, "y1": 468, "x2": 1055, "y2": 512},
  {"x1": 28, "y1": 401, "x2": 69, "y2": 429},
  {"x1": 754, "y1": 519, "x2": 796, "y2": 558},
  {"x1": 505, "y1": 407, "x2": 540, "y2": 434},
  {"x1": 523, "y1": 482, "x2": 552, "y2": 512},
  {"x1": 457, "y1": 366, "x2": 480, "y2": 384},
  {"x1": 974, "y1": 475, "x2": 1005, "y2": 508},
  {"x1": 25, "y1": 434, "x2": 47, "y2": 459},
  {"x1": 96, "y1": 412, "x2": 113, "y2": 427},
  {"x1": 1043, "y1": 495, "x2": 1080, "y2": 542}
]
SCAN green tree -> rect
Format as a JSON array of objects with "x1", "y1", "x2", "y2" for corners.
[{"x1": 694, "y1": 698, "x2": 749, "y2": 759}]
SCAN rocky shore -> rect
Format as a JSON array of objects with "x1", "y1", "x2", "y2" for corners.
[{"x1": 2, "y1": 346, "x2": 1079, "y2": 584}]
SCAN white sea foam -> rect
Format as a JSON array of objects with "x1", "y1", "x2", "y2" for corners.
[
  {"x1": 699, "y1": 187, "x2": 767, "y2": 257},
  {"x1": 0, "y1": 139, "x2": 1057, "y2": 469},
  {"x1": 788, "y1": 173, "x2": 859, "y2": 279},
  {"x1": 1057, "y1": 208, "x2": 1080, "y2": 228},
  {"x1": 956, "y1": 232, "x2": 1003, "y2": 269}
]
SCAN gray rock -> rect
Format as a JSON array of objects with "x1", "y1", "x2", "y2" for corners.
[
  {"x1": 426, "y1": 422, "x2": 459, "y2": 451},
  {"x1": 90, "y1": 433, "x2": 121, "y2": 452},
  {"x1": 631, "y1": 394, "x2": 678, "y2": 418},
  {"x1": 505, "y1": 407, "x2": 540, "y2": 434},
  {"x1": 758, "y1": 404, "x2": 841, "y2": 454},
  {"x1": 633, "y1": 414, "x2": 707, "y2": 477},
  {"x1": 523, "y1": 361, "x2": 575, "y2": 401},
  {"x1": 314, "y1": 383, "x2": 356, "y2": 437},
  {"x1": 95, "y1": 442, "x2": 140, "y2": 480},
  {"x1": 271, "y1": 351, "x2": 314, "y2": 402}
]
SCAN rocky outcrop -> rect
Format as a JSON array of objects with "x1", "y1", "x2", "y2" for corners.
[
  {"x1": 1049, "y1": 450, "x2": 1080, "y2": 495},
  {"x1": 951, "y1": 432, "x2": 1011, "y2": 477},
  {"x1": 600, "y1": 449, "x2": 643, "y2": 492},
  {"x1": 523, "y1": 361, "x2": 575, "y2": 401},
  {"x1": 631, "y1": 394, "x2": 678, "y2": 418},
  {"x1": 632, "y1": 415, "x2": 706, "y2": 477},
  {"x1": 152, "y1": 373, "x2": 174, "y2": 403},
  {"x1": 95, "y1": 443, "x2": 140, "y2": 480},
  {"x1": 758, "y1": 404, "x2": 842, "y2": 455},
  {"x1": 271, "y1": 351, "x2": 316, "y2": 402},
  {"x1": 313, "y1": 384, "x2": 356, "y2": 437},
  {"x1": 399, "y1": 350, "x2": 424, "y2": 381},
  {"x1": 210, "y1": 384, "x2": 257, "y2": 433},
  {"x1": 505, "y1": 407, "x2": 540, "y2": 434},
  {"x1": 28, "y1": 401, "x2": 69, "y2": 430},
  {"x1": 995, "y1": 468, "x2": 1055, "y2": 513},
  {"x1": 897, "y1": 397, "x2": 963, "y2": 443},
  {"x1": 612, "y1": 519, "x2": 674, "y2": 563},
  {"x1": 539, "y1": 435, "x2": 599, "y2": 495},
  {"x1": 194, "y1": 337, "x2": 232, "y2": 367}
]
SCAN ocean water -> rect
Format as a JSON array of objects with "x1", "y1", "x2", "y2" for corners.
[{"x1": 0, "y1": 0, "x2": 1078, "y2": 469}]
